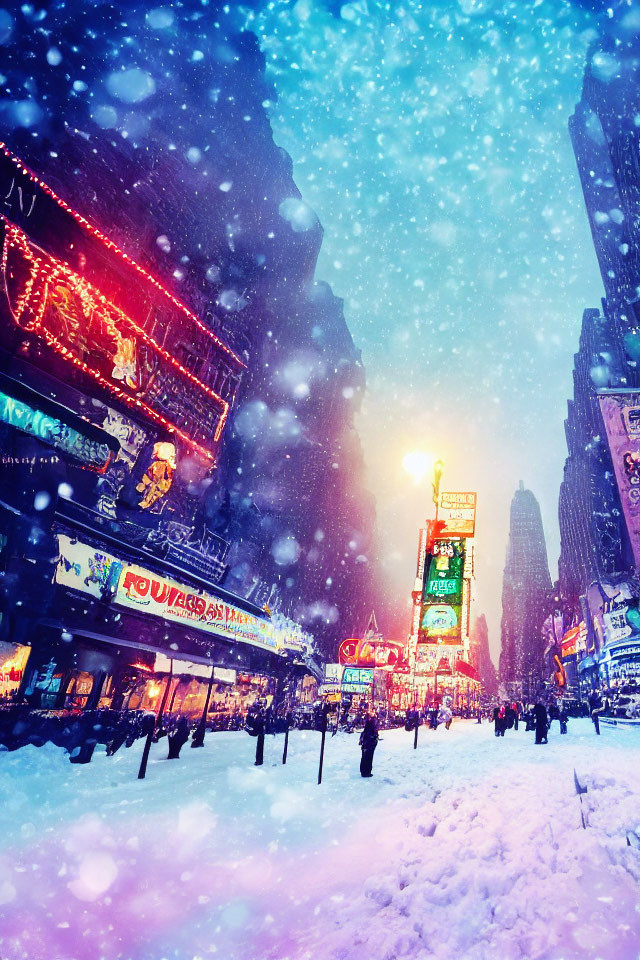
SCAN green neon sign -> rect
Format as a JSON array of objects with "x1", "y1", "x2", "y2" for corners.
[{"x1": 0, "y1": 390, "x2": 112, "y2": 470}]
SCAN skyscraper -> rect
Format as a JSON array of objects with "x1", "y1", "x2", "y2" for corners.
[
  {"x1": 558, "y1": 4, "x2": 639, "y2": 609},
  {"x1": 558, "y1": 307, "x2": 630, "y2": 611},
  {"x1": 470, "y1": 614, "x2": 498, "y2": 698},
  {"x1": 499, "y1": 484, "x2": 552, "y2": 687}
]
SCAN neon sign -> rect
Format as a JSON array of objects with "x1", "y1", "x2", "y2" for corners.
[
  {"x1": 0, "y1": 389, "x2": 112, "y2": 471},
  {"x1": 1, "y1": 219, "x2": 229, "y2": 462},
  {"x1": 0, "y1": 143, "x2": 246, "y2": 463}
]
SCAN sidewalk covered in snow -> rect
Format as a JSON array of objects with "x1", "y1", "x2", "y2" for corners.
[{"x1": 1, "y1": 719, "x2": 639, "y2": 960}]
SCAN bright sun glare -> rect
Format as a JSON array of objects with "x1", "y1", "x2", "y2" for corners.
[{"x1": 402, "y1": 451, "x2": 433, "y2": 484}]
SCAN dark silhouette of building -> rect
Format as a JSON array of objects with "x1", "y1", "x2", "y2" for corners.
[
  {"x1": 0, "y1": 1, "x2": 378, "y2": 664},
  {"x1": 469, "y1": 614, "x2": 498, "y2": 698},
  {"x1": 558, "y1": 308, "x2": 629, "y2": 612},
  {"x1": 558, "y1": 4, "x2": 640, "y2": 612},
  {"x1": 499, "y1": 484, "x2": 552, "y2": 686}
]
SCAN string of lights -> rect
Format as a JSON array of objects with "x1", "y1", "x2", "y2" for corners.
[
  {"x1": 1, "y1": 218, "x2": 225, "y2": 463},
  {"x1": 0, "y1": 141, "x2": 246, "y2": 369}
]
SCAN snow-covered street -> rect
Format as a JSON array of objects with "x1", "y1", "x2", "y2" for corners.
[{"x1": 1, "y1": 719, "x2": 640, "y2": 960}]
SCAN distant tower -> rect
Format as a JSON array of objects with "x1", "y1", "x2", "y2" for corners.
[{"x1": 499, "y1": 485, "x2": 552, "y2": 687}]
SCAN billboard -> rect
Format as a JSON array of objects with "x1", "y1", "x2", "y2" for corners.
[
  {"x1": 598, "y1": 392, "x2": 640, "y2": 567},
  {"x1": 419, "y1": 539, "x2": 464, "y2": 643},
  {"x1": 585, "y1": 579, "x2": 640, "y2": 652},
  {"x1": 437, "y1": 492, "x2": 477, "y2": 537},
  {"x1": 54, "y1": 535, "x2": 278, "y2": 652}
]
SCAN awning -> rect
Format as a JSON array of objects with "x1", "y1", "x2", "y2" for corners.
[
  {"x1": 455, "y1": 659, "x2": 480, "y2": 682},
  {"x1": 577, "y1": 655, "x2": 596, "y2": 673}
]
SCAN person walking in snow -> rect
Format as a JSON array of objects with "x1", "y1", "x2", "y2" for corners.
[
  {"x1": 588, "y1": 690, "x2": 602, "y2": 735},
  {"x1": 534, "y1": 701, "x2": 548, "y2": 744},
  {"x1": 359, "y1": 713, "x2": 379, "y2": 778},
  {"x1": 245, "y1": 702, "x2": 266, "y2": 765},
  {"x1": 559, "y1": 705, "x2": 568, "y2": 735}
]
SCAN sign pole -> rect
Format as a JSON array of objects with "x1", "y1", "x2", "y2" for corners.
[
  {"x1": 318, "y1": 705, "x2": 328, "y2": 785},
  {"x1": 282, "y1": 713, "x2": 290, "y2": 764}
]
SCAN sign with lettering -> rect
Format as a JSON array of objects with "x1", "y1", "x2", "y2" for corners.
[
  {"x1": 437, "y1": 492, "x2": 477, "y2": 537},
  {"x1": 54, "y1": 535, "x2": 277, "y2": 652},
  {"x1": 599, "y1": 393, "x2": 640, "y2": 568}
]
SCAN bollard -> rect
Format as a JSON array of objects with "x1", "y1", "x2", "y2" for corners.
[
  {"x1": 282, "y1": 717, "x2": 290, "y2": 765},
  {"x1": 413, "y1": 722, "x2": 419, "y2": 750},
  {"x1": 317, "y1": 707, "x2": 328, "y2": 784},
  {"x1": 137, "y1": 726, "x2": 154, "y2": 780}
]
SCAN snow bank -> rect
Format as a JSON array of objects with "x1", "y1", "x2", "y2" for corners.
[{"x1": 0, "y1": 720, "x2": 639, "y2": 960}]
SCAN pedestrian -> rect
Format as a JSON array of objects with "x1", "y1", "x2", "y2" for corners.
[
  {"x1": 559, "y1": 705, "x2": 568, "y2": 735},
  {"x1": 534, "y1": 701, "x2": 548, "y2": 744},
  {"x1": 493, "y1": 703, "x2": 500, "y2": 737},
  {"x1": 498, "y1": 703, "x2": 507, "y2": 736},
  {"x1": 588, "y1": 690, "x2": 602, "y2": 735},
  {"x1": 511, "y1": 701, "x2": 520, "y2": 731},
  {"x1": 245, "y1": 702, "x2": 266, "y2": 765},
  {"x1": 438, "y1": 702, "x2": 453, "y2": 730},
  {"x1": 359, "y1": 713, "x2": 379, "y2": 778}
]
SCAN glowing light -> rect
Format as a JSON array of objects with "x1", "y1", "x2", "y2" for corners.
[
  {"x1": 2, "y1": 218, "x2": 229, "y2": 462},
  {"x1": 0, "y1": 141, "x2": 245, "y2": 368},
  {"x1": 402, "y1": 451, "x2": 433, "y2": 484}
]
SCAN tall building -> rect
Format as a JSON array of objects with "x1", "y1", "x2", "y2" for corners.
[
  {"x1": 0, "y1": 0, "x2": 379, "y2": 664},
  {"x1": 558, "y1": 308, "x2": 630, "y2": 611},
  {"x1": 469, "y1": 614, "x2": 497, "y2": 698},
  {"x1": 558, "y1": 4, "x2": 640, "y2": 610},
  {"x1": 499, "y1": 484, "x2": 552, "y2": 686}
]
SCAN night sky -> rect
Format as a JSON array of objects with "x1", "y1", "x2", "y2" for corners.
[{"x1": 251, "y1": 0, "x2": 606, "y2": 657}]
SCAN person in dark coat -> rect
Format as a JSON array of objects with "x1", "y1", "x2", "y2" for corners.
[
  {"x1": 588, "y1": 691, "x2": 602, "y2": 735},
  {"x1": 559, "y1": 706, "x2": 568, "y2": 735},
  {"x1": 245, "y1": 703, "x2": 266, "y2": 765},
  {"x1": 359, "y1": 714, "x2": 379, "y2": 777},
  {"x1": 493, "y1": 704, "x2": 500, "y2": 737},
  {"x1": 534, "y1": 701, "x2": 548, "y2": 744}
]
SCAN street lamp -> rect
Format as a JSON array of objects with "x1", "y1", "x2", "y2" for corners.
[{"x1": 433, "y1": 459, "x2": 444, "y2": 507}]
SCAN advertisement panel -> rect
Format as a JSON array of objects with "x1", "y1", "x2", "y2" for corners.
[
  {"x1": 598, "y1": 392, "x2": 640, "y2": 567},
  {"x1": 585, "y1": 579, "x2": 640, "y2": 652},
  {"x1": 437, "y1": 492, "x2": 477, "y2": 537},
  {"x1": 341, "y1": 666, "x2": 374, "y2": 693},
  {"x1": 419, "y1": 538, "x2": 464, "y2": 643},
  {"x1": 54, "y1": 535, "x2": 277, "y2": 652}
]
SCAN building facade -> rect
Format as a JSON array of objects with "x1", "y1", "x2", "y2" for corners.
[{"x1": 499, "y1": 484, "x2": 552, "y2": 690}]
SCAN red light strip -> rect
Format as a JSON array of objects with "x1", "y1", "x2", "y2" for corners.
[
  {"x1": 1, "y1": 222, "x2": 222, "y2": 462},
  {"x1": 0, "y1": 141, "x2": 246, "y2": 369},
  {"x1": 3, "y1": 219, "x2": 230, "y2": 432}
]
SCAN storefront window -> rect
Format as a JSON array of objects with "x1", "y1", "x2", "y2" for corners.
[
  {"x1": 64, "y1": 672, "x2": 94, "y2": 710},
  {"x1": 0, "y1": 642, "x2": 30, "y2": 701}
]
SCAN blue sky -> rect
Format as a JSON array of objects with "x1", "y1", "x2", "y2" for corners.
[{"x1": 250, "y1": 0, "x2": 605, "y2": 657}]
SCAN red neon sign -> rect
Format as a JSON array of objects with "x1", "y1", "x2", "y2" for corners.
[{"x1": 0, "y1": 143, "x2": 245, "y2": 463}]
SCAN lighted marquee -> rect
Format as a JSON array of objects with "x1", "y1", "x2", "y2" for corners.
[{"x1": 0, "y1": 143, "x2": 246, "y2": 463}]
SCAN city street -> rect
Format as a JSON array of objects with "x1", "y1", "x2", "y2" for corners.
[{"x1": 1, "y1": 719, "x2": 639, "y2": 960}]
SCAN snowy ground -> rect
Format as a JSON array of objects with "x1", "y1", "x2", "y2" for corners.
[{"x1": 1, "y1": 719, "x2": 640, "y2": 960}]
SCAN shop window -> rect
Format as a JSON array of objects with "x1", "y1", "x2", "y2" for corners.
[
  {"x1": 0, "y1": 642, "x2": 30, "y2": 701},
  {"x1": 64, "y1": 672, "x2": 94, "y2": 710}
]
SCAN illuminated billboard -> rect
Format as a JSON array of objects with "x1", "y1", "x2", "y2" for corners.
[
  {"x1": 598, "y1": 392, "x2": 640, "y2": 567},
  {"x1": 0, "y1": 143, "x2": 245, "y2": 463},
  {"x1": 420, "y1": 602, "x2": 461, "y2": 642},
  {"x1": 438, "y1": 492, "x2": 477, "y2": 537},
  {"x1": 419, "y1": 539, "x2": 464, "y2": 643}
]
